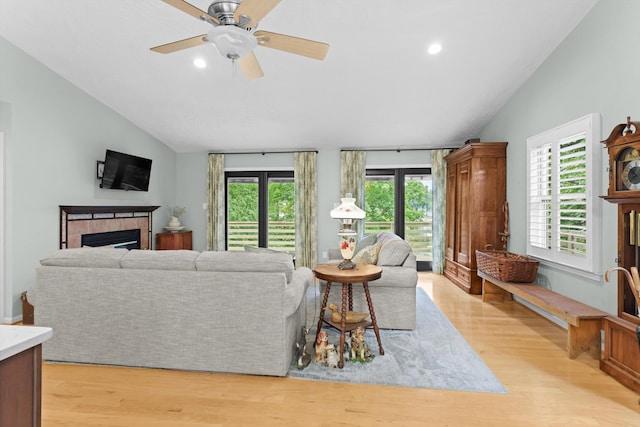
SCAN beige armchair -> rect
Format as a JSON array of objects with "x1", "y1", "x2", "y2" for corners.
[{"x1": 323, "y1": 232, "x2": 418, "y2": 330}]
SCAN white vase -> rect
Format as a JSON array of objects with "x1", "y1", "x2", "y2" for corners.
[{"x1": 168, "y1": 216, "x2": 181, "y2": 228}]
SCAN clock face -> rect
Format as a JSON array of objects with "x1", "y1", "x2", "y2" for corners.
[
  {"x1": 622, "y1": 160, "x2": 640, "y2": 190},
  {"x1": 617, "y1": 147, "x2": 640, "y2": 191}
]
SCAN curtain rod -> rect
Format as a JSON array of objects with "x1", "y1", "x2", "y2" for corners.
[
  {"x1": 208, "y1": 150, "x2": 318, "y2": 155},
  {"x1": 340, "y1": 147, "x2": 460, "y2": 152}
]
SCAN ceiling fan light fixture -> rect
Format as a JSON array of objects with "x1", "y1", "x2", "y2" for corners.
[
  {"x1": 207, "y1": 25, "x2": 257, "y2": 60},
  {"x1": 428, "y1": 42, "x2": 443, "y2": 55}
]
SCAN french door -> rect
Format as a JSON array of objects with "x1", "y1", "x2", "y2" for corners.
[
  {"x1": 225, "y1": 171, "x2": 295, "y2": 252},
  {"x1": 365, "y1": 168, "x2": 432, "y2": 271}
]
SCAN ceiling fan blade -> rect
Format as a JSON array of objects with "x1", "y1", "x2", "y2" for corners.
[
  {"x1": 254, "y1": 30, "x2": 328, "y2": 60},
  {"x1": 238, "y1": 51, "x2": 264, "y2": 80},
  {"x1": 150, "y1": 34, "x2": 208, "y2": 54},
  {"x1": 234, "y1": 0, "x2": 281, "y2": 27},
  {"x1": 161, "y1": 0, "x2": 220, "y2": 24}
]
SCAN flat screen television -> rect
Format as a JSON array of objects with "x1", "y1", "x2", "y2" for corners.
[{"x1": 99, "y1": 149, "x2": 152, "y2": 191}]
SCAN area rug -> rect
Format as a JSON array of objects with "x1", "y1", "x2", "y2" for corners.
[{"x1": 288, "y1": 287, "x2": 508, "y2": 394}]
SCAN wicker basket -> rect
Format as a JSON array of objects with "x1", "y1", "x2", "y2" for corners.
[{"x1": 475, "y1": 250, "x2": 539, "y2": 283}]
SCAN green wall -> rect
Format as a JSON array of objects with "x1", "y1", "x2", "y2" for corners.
[
  {"x1": 0, "y1": 36, "x2": 178, "y2": 322},
  {"x1": 479, "y1": 0, "x2": 640, "y2": 314}
]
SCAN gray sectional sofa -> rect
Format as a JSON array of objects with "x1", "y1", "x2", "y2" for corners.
[
  {"x1": 324, "y1": 232, "x2": 419, "y2": 330},
  {"x1": 30, "y1": 248, "x2": 312, "y2": 376}
]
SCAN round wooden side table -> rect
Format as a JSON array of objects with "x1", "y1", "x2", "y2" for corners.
[{"x1": 313, "y1": 263, "x2": 384, "y2": 368}]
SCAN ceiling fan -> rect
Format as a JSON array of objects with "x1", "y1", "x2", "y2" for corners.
[{"x1": 151, "y1": 0, "x2": 329, "y2": 79}]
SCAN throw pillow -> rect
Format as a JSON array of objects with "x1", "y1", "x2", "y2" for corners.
[
  {"x1": 355, "y1": 234, "x2": 377, "y2": 253},
  {"x1": 353, "y1": 243, "x2": 382, "y2": 265}
]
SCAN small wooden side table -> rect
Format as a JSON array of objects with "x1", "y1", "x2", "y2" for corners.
[
  {"x1": 155, "y1": 230, "x2": 192, "y2": 250},
  {"x1": 313, "y1": 263, "x2": 384, "y2": 368}
]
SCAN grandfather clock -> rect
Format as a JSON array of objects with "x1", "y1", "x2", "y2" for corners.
[{"x1": 601, "y1": 116, "x2": 640, "y2": 394}]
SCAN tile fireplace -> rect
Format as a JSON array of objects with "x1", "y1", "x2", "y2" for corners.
[{"x1": 60, "y1": 206, "x2": 160, "y2": 250}]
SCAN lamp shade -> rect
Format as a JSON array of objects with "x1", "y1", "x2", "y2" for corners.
[
  {"x1": 330, "y1": 194, "x2": 365, "y2": 220},
  {"x1": 207, "y1": 25, "x2": 257, "y2": 59}
]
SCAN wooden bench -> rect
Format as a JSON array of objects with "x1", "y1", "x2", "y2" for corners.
[{"x1": 478, "y1": 270, "x2": 609, "y2": 360}]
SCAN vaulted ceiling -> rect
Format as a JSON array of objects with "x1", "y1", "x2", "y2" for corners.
[{"x1": 0, "y1": 0, "x2": 598, "y2": 153}]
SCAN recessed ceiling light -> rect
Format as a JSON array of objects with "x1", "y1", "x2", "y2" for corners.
[
  {"x1": 193, "y1": 58, "x2": 207, "y2": 68},
  {"x1": 427, "y1": 43, "x2": 442, "y2": 55}
]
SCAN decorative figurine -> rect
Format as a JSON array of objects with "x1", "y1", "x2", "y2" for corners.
[
  {"x1": 324, "y1": 344, "x2": 339, "y2": 368},
  {"x1": 325, "y1": 303, "x2": 369, "y2": 324},
  {"x1": 350, "y1": 326, "x2": 374, "y2": 363},
  {"x1": 295, "y1": 326, "x2": 311, "y2": 370},
  {"x1": 315, "y1": 330, "x2": 329, "y2": 364}
]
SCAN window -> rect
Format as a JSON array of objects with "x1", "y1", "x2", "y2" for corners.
[
  {"x1": 225, "y1": 171, "x2": 295, "y2": 252},
  {"x1": 365, "y1": 168, "x2": 432, "y2": 271},
  {"x1": 526, "y1": 113, "x2": 601, "y2": 276}
]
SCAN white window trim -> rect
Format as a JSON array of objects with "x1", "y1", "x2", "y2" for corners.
[{"x1": 526, "y1": 113, "x2": 602, "y2": 278}]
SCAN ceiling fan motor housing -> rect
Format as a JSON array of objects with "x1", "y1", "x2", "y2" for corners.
[{"x1": 208, "y1": 0, "x2": 243, "y2": 26}]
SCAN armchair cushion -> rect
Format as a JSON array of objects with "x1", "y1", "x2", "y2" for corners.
[{"x1": 376, "y1": 232, "x2": 412, "y2": 266}]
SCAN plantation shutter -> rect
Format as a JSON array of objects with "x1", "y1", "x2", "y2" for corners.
[
  {"x1": 557, "y1": 135, "x2": 588, "y2": 259},
  {"x1": 528, "y1": 142, "x2": 553, "y2": 256},
  {"x1": 526, "y1": 113, "x2": 600, "y2": 276}
]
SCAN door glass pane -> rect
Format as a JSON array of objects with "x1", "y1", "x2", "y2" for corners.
[
  {"x1": 227, "y1": 177, "x2": 258, "y2": 251},
  {"x1": 404, "y1": 173, "x2": 432, "y2": 262},
  {"x1": 364, "y1": 174, "x2": 395, "y2": 235},
  {"x1": 268, "y1": 177, "x2": 295, "y2": 252}
]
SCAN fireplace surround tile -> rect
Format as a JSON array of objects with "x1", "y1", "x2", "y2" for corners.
[{"x1": 60, "y1": 206, "x2": 159, "y2": 250}]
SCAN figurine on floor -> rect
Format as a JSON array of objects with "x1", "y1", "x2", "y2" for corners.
[
  {"x1": 295, "y1": 326, "x2": 311, "y2": 370},
  {"x1": 350, "y1": 326, "x2": 374, "y2": 363},
  {"x1": 324, "y1": 344, "x2": 339, "y2": 368},
  {"x1": 315, "y1": 330, "x2": 329, "y2": 364}
]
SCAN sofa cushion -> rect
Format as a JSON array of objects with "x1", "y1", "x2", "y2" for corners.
[
  {"x1": 353, "y1": 243, "x2": 382, "y2": 265},
  {"x1": 40, "y1": 247, "x2": 127, "y2": 268},
  {"x1": 196, "y1": 251, "x2": 294, "y2": 283},
  {"x1": 376, "y1": 232, "x2": 412, "y2": 266},
  {"x1": 120, "y1": 250, "x2": 199, "y2": 271},
  {"x1": 244, "y1": 245, "x2": 294, "y2": 260}
]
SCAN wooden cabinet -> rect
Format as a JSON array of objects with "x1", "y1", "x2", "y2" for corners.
[
  {"x1": 156, "y1": 230, "x2": 192, "y2": 250},
  {"x1": 444, "y1": 142, "x2": 507, "y2": 294},
  {"x1": 0, "y1": 326, "x2": 52, "y2": 427}
]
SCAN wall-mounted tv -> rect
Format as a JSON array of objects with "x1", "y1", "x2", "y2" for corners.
[{"x1": 99, "y1": 149, "x2": 152, "y2": 191}]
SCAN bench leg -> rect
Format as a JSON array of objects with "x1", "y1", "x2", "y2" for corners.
[
  {"x1": 482, "y1": 279, "x2": 512, "y2": 303},
  {"x1": 568, "y1": 319, "x2": 602, "y2": 360}
]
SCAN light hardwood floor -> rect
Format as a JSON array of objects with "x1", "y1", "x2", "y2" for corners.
[{"x1": 41, "y1": 273, "x2": 640, "y2": 426}]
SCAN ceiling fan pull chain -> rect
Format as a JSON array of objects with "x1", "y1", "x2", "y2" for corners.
[{"x1": 229, "y1": 54, "x2": 238, "y2": 78}]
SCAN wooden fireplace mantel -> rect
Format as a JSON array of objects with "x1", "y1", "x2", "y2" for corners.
[{"x1": 59, "y1": 205, "x2": 160, "y2": 215}]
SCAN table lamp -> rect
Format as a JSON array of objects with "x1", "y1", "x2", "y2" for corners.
[{"x1": 330, "y1": 193, "x2": 366, "y2": 270}]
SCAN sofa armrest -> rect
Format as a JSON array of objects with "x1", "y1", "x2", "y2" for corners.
[
  {"x1": 402, "y1": 252, "x2": 417, "y2": 269},
  {"x1": 283, "y1": 267, "x2": 313, "y2": 317}
]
